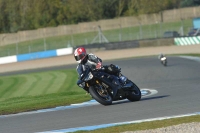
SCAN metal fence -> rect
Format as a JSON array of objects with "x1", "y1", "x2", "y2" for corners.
[{"x1": 0, "y1": 19, "x2": 193, "y2": 57}]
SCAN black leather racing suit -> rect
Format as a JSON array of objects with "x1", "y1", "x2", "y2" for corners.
[{"x1": 76, "y1": 53, "x2": 120, "y2": 92}]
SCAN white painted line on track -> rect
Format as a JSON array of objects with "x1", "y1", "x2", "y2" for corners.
[
  {"x1": 37, "y1": 112, "x2": 200, "y2": 133},
  {"x1": 141, "y1": 88, "x2": 158, "y2": 98},
  {"x1": 0, "y1": 89, "x2": 157, "y2": 118}
]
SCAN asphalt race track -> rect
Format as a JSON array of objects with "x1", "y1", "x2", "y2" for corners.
[{"x1": 0, "y1": 56, "x2": 200, "y2": 133}]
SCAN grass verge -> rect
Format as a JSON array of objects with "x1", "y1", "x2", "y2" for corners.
[
  {"x1": 0, "y1": 92, "x2": 91, "y2": 115},
  {"x1": 0, "y1": 69, "x2": 92, "y2": 115}
]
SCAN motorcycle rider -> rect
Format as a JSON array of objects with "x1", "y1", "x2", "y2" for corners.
[
  {"x1": 74, "y1": 47, "x2": 125, "y2": 93},
  {"x1": 158, "y1": 53, "x2": 165, "y2": 59},
  {"x1": 158, "y1": 53, "x2": 167, "y2": 66}
]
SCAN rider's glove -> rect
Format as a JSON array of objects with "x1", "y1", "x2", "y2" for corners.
[{"x1": 96, "y1": 62, "x2": 102, "y2": 69}]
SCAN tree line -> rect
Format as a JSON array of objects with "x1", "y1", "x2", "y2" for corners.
[{"x1": 0, "y1": 0, "x2": 199, "y2": 33}]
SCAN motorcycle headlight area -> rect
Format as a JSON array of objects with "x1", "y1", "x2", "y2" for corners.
[{"x1": 84, "y1": 72, "x2": 93, "y2": 81}]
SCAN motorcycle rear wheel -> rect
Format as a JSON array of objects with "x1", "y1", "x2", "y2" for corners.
[{"x1": 89, "y1": 84, "x2": 112, "y2": 105}]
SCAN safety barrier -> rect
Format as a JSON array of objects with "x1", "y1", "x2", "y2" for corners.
[
  {"x1": 0, "y1": 47, "x2": 73, "y2": 65},
  {"x1": 174, "y1": 36, "x2": 200, "y2": 46},
  {"x1": 0, "y1": 36, "x2": 185, "y2": 65}
]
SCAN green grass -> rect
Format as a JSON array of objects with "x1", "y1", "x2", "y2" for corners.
[
  {"x1": 0, "y1": 92, "x2": 91, "y2": 115},
  {"x1": 0, "y1": 19, "x2": 193, "y2": 57},
  {"x1": 0, "y1": 69, "x2": 92, "y2": 115}
]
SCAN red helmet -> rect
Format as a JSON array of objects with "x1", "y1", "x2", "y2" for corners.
[{"x1": 74, "y1": 47, "x2": 87, "y2": 63}]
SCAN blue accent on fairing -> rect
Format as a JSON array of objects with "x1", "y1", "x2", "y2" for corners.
[{"x1": 17, "y1": 50, "x2": 57, "y2": 62}]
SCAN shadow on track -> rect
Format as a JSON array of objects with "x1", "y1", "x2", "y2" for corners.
[
  {"x1": 141, "y1": 95, "x2": 170, "y2": 101},
  {"x1": 110, "y1": 95, "x2": 170, "y2": 105}
]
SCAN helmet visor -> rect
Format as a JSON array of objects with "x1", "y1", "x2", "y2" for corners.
[{"x1": 74, "y1": 54, "x2": 86, "y2": 62}]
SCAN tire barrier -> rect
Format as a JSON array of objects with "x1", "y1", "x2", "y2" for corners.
[{"x1": 174, "y1": 36, "x2": 200, "y2": 46}]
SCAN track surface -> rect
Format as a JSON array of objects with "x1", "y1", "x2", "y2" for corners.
[{"x1": 0, "y1": 56, "x2": 200, "y2": 133}]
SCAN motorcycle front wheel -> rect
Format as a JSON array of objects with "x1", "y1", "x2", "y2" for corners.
[
  {"x1": 126, "y1": 81, "x2": 141, "y2": 102},
  {"x1": 89, "y1": 83, "x2": 112, "y2": 105},
  {"x1": 163, "y1": 60, "x2": 167, "y2": 66}
]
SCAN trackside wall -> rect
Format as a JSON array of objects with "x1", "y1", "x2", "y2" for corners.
[{"x1": 0, "y1": 47, "x2": 73, "y2": 65}]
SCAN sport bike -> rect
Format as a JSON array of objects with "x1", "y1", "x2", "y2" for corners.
[
  {"x1": 80, "y1": 66, "x2": 141, "y2": 105},
  {"x1": 160, "y1": 56, "x2": 167, "y2": 66}
]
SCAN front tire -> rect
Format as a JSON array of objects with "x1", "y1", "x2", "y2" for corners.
[
  {"x1": 164, "y1": 60, "x2": 167, "y2": 66},
  {"x1": 126, "y1": 81, "x2": 141, "y2": 102},
  {"x1": 89, "y1": 84, "x2": 112, "y2": 105}
]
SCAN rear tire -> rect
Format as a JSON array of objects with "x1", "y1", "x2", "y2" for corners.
[
  {"x1": 89, "y1": 84, "x2": 112, "y2": 105},
  {"x1": 126, "y1": 82, "x2": 141, "y2": 102}
]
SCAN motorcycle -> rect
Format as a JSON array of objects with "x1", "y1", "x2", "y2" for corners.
[
  {"x1": 158, "y1": 54, "x2": 167, "y2": 66},
  {"x1": 160, "y1": 56, "x2": 167, "y2": 66},
  {"x1": 80, "y1": 66, "x2": 141, "y2": 105}
]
